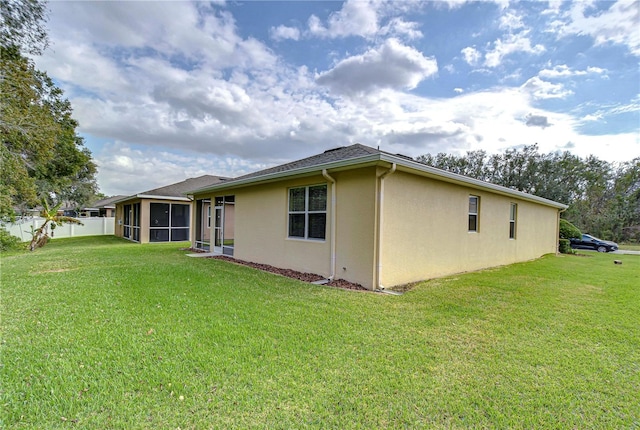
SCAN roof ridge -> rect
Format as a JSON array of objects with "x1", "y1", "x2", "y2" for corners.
[{"x1": 233, "y1": 143, "x2": 380, "y2": 181}]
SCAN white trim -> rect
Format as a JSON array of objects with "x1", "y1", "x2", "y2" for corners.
[
  {"x1": 190, "y1": 152, "x2": 568, "y2": 210},
  {"x1": 113, "y1": 194, "x2": 191, "y2": 204},
  {"x1": 509, "y1": 202, "x2": 517, "y2": 239},
  {"x1": 468, "y1": 195, "x2": 479, "y2": 232},
  {"x1": 322, "y1": 170, "x2": 337, "y2": 281},
  {"x1": 287, "y1": 184, "x2": 328, "y2": 240},
  {"x1": 375, "y1": 163, "x2": 396, "y2": 290}
]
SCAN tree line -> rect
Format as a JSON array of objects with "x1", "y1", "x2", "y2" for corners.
[
  {"x1": 416, "y1": 145, "x2": 640, "y2": 243},
  {"x1": 1, "y1": 0, "x2": 99, "y2": 222}
]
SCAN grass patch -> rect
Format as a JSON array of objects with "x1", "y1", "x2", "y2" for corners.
[
  {"x1": 2, "y1": 237, "x2": 639, "y2": 428},
  {"x1": 619, "y1": 243, "x2": 640, "y2": 251}
]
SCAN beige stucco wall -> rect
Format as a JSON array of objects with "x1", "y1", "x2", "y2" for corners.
[
  {"x1": 380, "y1": 170, "x2": 560, "y2": 287},
  {"x1": 116, "y1": 198, "x2": 191, "y2": 244},
  {"x1": 208, "y1": 174, "x2": 333, "y2": 277},
  {"x1": 190, "y1": 165, "x2": 560, "y2": 290},
  {"x1": 332, "y1": 167, "x2": 378, "y2": 288},
  {"x1": 114, "y1": 200, "x2": 139, "y2": 239},
  {"x1": 192, "y1": 168, "x2": 379, "y2": 288}
]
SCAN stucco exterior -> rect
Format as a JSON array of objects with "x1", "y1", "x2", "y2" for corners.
[
  {"x1": 332, "y1": 167, "x2": 378, "y2": 288},
  {"x1": 380, "y1": 170, "x2": 560, "y2": 287},
  {"x1": 115, "y1": 198, "x2": 190, "y2": 244},
  {"x1": 187, "y1": 144, "x2": 566, "y2": 290},
  {"x1": 203, "y1": 175, "x2": 332, "y2": 276},
  {"x1": 114, "y1": 176, "x2": 226, "y2": 244}
]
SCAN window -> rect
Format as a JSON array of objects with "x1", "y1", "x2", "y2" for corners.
[
  {"x1": 509, "y1": 203, "x2": 517, "y2": 239},
  {"x1": 207, "y1": 205, "x2": 211, "y2": 228},
  {"x1": 468, "y1": 196, "x2": 479, "y2": 232},
  {"x1": 150, "y1": 203, "x2": 190, "y2": 242},
  {"x1": 288, "y1": 184, "x2": 327, "y2": 240},
  {"x1": 122, "y1": 203, "x2": 140, "y2": 242}
]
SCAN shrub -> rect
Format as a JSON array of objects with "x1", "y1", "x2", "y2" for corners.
[
  {"x1": 0, "y1": 227, "x2": 23, "y2": 252},
  {"x1": 559, "y1": 219, "x2": 581, "y2": 240},
  {"x1": 558, "y1": 238, "x2": 573, "y2": 254}
]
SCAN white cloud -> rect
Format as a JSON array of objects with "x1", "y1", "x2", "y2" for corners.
[
  {"x1": 308, "y1": 0, "x2": 379, "y2": 39},
  {"x1": 538, "y1": 64, "x2": 607, "y2": 79},
  {"x1": 521, "y1": 76, "x2": 573, "y2": 99},
  {"x1": 94, "y1": 142, "x2": 269, "y2": 196},
  {"x1": 484, "y1": 32, "x2": 546, "y2": 67},
  {"x1": 306, "y1": 0, "x2": 424, "y2": 40},
  {"x1": 29, "y1": 1, "x2": 638, "y2": 196},
  {"x1": 499, "y1": 11, "x2": 525, "y2": 30},
  {"x1": 461, "y1": 46, "x2": 482, "y2": 66},
  {"x1": 557, "y1": 0, "x2": 640, "y2": 56},
  {"x1": 380, "y1": 17, "x2": 423, "y2": 39},
  {"x1": 316, "y1": 39, "x2": 438, "y2": 95},
  {"x1": 270, "y1": 25, "x2": 301, "y2": 41}
]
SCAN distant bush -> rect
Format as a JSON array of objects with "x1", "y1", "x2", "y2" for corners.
[
  {"x1": 0, "y1": 227, "x2": 23, "y2": 252},
  {"x1": 559, "y1": 219, "x2": 581, "y2": 240},
  {"x1": 558, "y1": 239, "x2": 573, "y2": 254}
]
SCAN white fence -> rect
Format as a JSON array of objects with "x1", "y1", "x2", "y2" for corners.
[{"x1": 3, "y1": 217, "x2": 115, "y2": 242}]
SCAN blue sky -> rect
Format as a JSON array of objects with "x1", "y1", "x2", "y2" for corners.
[{"x1": 36, "y1": 0, "x2": 639, "y2": 196}]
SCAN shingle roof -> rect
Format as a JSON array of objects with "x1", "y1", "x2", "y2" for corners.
[
  {"x1": 236, "y1": 143, "x2": 380, "y2": 180},
  {"x1": 114, "y1": 175, "x2": 230, "y2": 204},
  {"x1": 89, "y1": 195, "x2": 126, "y2": 208},
  {"x1": 139, "y1": 175, "x2": 229, "y2": 197},
  {"x1": 188, "y1": 143, "x2": 567, "y2": 209}
]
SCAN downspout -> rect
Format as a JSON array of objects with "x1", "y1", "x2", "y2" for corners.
[
  {"x1": 322, "y1": 169, "x2": 337, "y2": 281},
  {"x1": 375, "y1": 163, "x2": 396, "y2": 290}
]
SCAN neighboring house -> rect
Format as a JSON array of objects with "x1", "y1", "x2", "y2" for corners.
[
  {"x1": 78, "y1": 195, "x2": 126, "y2": 218},
  {"x1": 114, "y1": 175, "x2": 228, "y2": 244},
  {"x1": 188, "y1": 144, "x2": 568, "y2": 291}
]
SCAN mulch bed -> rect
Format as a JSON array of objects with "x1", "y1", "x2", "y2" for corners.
[{"x1": 207, "y1": 255, "x2": 368, "y2": 291}]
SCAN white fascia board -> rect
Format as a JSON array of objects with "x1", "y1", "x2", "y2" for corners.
[
  {"x1": 190, "y1": 152, "x2": 567, "y2": 210},
  {"x1": 112, "y1": 195, "x2": 192, "y2": 204},
  {"x1": 379, "y1": 153, "x2": 568, "y2": 210},
  {"x1": 111, "y1": 195, "x2": 135, "y2": 205},
  {"x1": 189, "y1": 154, "x2": 382, "y2": 195},
  {"x1": 136, "y1": 194, "x2": 192, "y2": 202}
]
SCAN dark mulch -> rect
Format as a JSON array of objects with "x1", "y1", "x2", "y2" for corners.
[{"x1": 207, "y1": 255, "x2": 368, "y2": 291}]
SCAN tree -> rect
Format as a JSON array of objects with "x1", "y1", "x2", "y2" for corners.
[
  {"x1": 1, "y1": 0, "x2": 98, "y2": 221},
  {"x1": 0, "y1": 0, "x2": 49, "y2": 55},
  {"x1": 28, "y1": 198, "x2": 82, "y2": 251},
  {"x1": 416, "y1": 146, "x2": 637, "y2": 243}
]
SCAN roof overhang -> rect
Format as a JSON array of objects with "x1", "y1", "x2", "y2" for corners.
[
  {"x1": 189, "y1": 153, "x2": 568, "y2": 210},
  {"x1": 113, "y1": 194, "x2": 192, "y2": 204}
]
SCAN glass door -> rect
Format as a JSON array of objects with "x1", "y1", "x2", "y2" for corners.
[{"x1": 213, "y1": 205, "x2": 223, "y2": 254}]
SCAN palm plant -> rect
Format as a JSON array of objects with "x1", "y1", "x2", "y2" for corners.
[{"x1": 29, "y1": 199, "x2": 83, "y2": 251}]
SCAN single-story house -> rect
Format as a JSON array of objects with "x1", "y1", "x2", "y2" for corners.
[
  {"x1": 188, "y1": 144, "x2": 567, "y2": 290},
  {"x1": 78, "y1": 195, "x2": 126, "y2": 218},
  {"x1": 114, "y1": 175, "x2": 227, "y2": 243}
]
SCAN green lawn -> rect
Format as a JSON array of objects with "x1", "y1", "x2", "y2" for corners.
[
  {"x1": 1, "y1": 237, "x2": 639, "y2": 429},
  {"x1": 619, "y1": 243, "x2": 640, "y2": 252}
]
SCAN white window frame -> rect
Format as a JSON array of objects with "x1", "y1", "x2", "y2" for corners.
[
  {"x1": 509, "y1": 203, "x2": 517, "y2": 239},
  {"x1": 288, "y1": 184, "x2": 327, "y2": 241},
  {"x1": 468, "y1": 195, "x2": 479, "y2": 232}
]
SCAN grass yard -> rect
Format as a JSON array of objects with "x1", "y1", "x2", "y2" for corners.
[
  {"x1": 619, "y1": 243, "x2": 640, "y2": 252},
  {"x1": 1, "y1": 237, "x2": 639, "y2": 429}
]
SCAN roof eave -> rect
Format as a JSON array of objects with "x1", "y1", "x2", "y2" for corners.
[
  {"x1": 379, "y1": 153, "x2": 568, "y2": 210},
  {"x1": 189, "y1": 154, "x2": 383, "y2": 194},
  {"x1": 136, "y1": 194, "x2": 192, "y2": 201},
  {"x1": 113, "y1": 194, "x2": 192, "y2": 204},
  {"x1": 189, "y1": 151, "x2": 567, "y2": 210}
]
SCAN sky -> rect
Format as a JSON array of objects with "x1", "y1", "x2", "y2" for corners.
[{"x1": 35, "y1": 0, "x2": 640, "y2": 196}]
